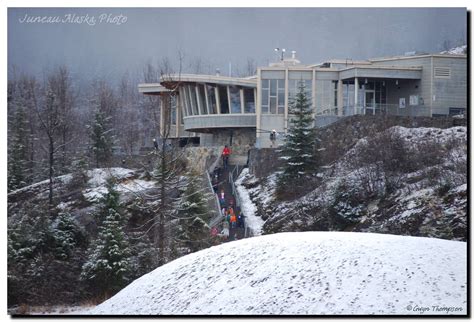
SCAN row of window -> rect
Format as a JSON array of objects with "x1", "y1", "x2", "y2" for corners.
[
  {"x1": 179, "y1": 84, "x2": 256, "y2": 117},
  {"x1": 261, "y1": 79, "x2": 314, "y2": 114}
]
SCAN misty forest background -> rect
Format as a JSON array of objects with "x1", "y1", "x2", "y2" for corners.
[{"x1": 7, "y1": 55, "x2": 257, "y2": 307}]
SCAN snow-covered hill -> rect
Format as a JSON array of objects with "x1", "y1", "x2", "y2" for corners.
[
  {"x1": 242, "y1": 125, "x2": 467, "y2": 240},
  {"x1": 89, "y1": 232, "x2": 466, "y2": 315}
]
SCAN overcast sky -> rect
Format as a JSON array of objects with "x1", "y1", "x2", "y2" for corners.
[{"x1": 8, "y1": 7, "x2": 467, "y2": 83}]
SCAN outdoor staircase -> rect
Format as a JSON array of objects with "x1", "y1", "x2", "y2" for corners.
[{"x1": 208, "y1": 156, "x2": 247, "y2": 241}]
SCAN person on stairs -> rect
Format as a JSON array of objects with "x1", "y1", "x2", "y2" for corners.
[
  {"x1": 220, "y1": 226, "x2": 229, "y2": 241},
  {"x1": 230, "y1": 212, "x2": 237, "y2": 229},
  {"x1": 222, "y1": 145, "x2": 231, "y2": 169},
  {"x1": 219, "y1": 189, "x2": 225, "y2": 207},
  {"x1": 237, "y1": 213, "x2": 244, "y2": 229}
]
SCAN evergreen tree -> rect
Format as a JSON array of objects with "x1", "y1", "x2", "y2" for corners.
[
  {"x1": 276, "y1": 81, "x2": 317, "y2": 197},
  {"x1": 88, "y1": 108, "x2": 114, "y2": 168},
  {"x1": 96, "y1": 177, "x2": 121, "y2": 225},
  {"x1": 174, "y1": 170, "x2": 211, "y2": 254},
  {"x1": 52, "y1": 212, "x2": 83, "y2": 260},
  {"x1": 8, "y1": 105, "x2": 30, "y2": 191},
  {"x1": 81, "y1": 179, "x2": 130, "y2": 296},
  {"x1": 81, "y1": 208, "x2": 131, "y2": 297}
]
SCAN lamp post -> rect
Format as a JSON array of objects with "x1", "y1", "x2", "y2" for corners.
[{"x1": 274, "y1": 47, "x2": 286, "y2": 61}]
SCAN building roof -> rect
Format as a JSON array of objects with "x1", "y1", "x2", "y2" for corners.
[
  {"x1": 369, "y1": 53, "x2": 467, "y2": 62},
  {"x1": 138, "y1": 83, "x2": 170, "y2": 94},
  {"x1": 309, "y1": 59, "x2": 372, "y2": 68},
  {"x1": 160, "y1": 74, "x2": 257, "y2": 88},
  {"x1": 339, "y1": 65, "x2": 423, "y2": 80}
]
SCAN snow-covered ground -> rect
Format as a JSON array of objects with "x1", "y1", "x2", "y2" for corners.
[
  {"x1": 235, "y1": 168, "x2": 264, "y2": 235},
  {"x1": 83, "y1": 168, "x2": 155, "y2": 202},
  {"x1": 87, "y1": 232, "x2": 466, "y2": 315}
]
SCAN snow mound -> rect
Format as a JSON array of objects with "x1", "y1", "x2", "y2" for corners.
[
  {"x1": 90, "y1": 232, "x2": 466, "y2": 315},
  {"x1": 440, "y1": 45, "x2": 467, "y2": 55}
]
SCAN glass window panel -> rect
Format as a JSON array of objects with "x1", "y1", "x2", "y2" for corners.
[
  {"x1": 244, "y1": 88, "x2": 255, "y2": 113},
  {"x1": 218, "y1": 85, "x2": 229, "y2": 114},
  {"x1": 198, "y1": 84, "x2": 207, "y2": 114},
  {"x1": 229, "y1": 86, "x2": 241, "y2": 113},
  {"x1": 262, "y1": 89, "x2": 269, "y2": 106},
  {"x1": 184, "y1": 86, "x2": 192, "y2": 116},
  {"x1": 278, "y1": 105, "x2": 284, "y2": 114},
  {"x1": 278, "y1": 92, "x2": 285, "y2": 108},
  {"x1": 206, "y1": 84, "x2": 217, "y2": 114},
  {"x1": 270, "y1": 79, "x2": 277, "y2": 96},
  {"x1": 270, "y1": 97, "x2": 277, "y2": 114},
  {"x1": 262, "y1": 105, "x2": 269, "y2": 114},
  {"x1": 189, "y1": 85, "x2": 199, "y2": 115},
  {"x1": 179, "y1": 87, "x2": 187, "y2": 116},
  {"x1": 277, "y1": 79, "x2": 285, "y2": 89},
  {"x1": 262, "y1": 79, "x2": 269, "y2": 89},
  {"x1": 170, "y1": 95, "x2": 177, "y2": 124}
]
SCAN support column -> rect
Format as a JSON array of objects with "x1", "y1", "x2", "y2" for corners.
[
  {"x1": 176, "y1": 93, "x2": 181, "y2": 137},
  {"x1": 256, "y1": 69, "x2": 261, "y2": 147},
  {"x1": 159, "y1": 94, "x2": 165, "y2": 137},
  {"x1": 284, "y1": 69, "x2": 289, "y2": 133},
  {"x1": 312, "y1": 69, "x2": 316, "y2": 117},
  {"x1": 337, "y1": 79, "x2": 343, "y2": 116},
  {"x1": 215, "y1": 87, "x2": 221, "y2": 114},
  {"x1": 354, "y1": 77, "x2": 359, "y2": 115}
]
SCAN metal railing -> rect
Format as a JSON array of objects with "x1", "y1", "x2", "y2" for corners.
[
  {"x1": 207, "y1": 154, "x2": 224, "y2": 228},
  {"x1": 342, "y1": 104, "x2": 431, "y2": 117},
  {"x1": 228, "y1": 164, "x2": 250, "y2": 238}
]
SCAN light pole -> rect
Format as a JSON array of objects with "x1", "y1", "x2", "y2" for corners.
[{"x1": 274, "y1": 47, "x2": 286, "y2": 61}]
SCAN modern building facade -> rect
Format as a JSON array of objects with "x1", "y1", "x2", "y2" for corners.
[{"x1": 139, "y1": 51, "x2": 466, "y2": 150}]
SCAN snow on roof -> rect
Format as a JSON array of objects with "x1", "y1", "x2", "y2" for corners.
[
  {"x1": 440, "y1": 45, "x2": 467, "y2": 55},
  {"x1": 89, "y1": 232, "x2": 466, "y2": 315}
]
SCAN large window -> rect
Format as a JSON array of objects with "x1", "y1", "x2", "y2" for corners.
[
  {"x1": 218, "y1": 85, "x2": 229, "y2": 114},
  {"x1": 289, "y1": 79, "x2": 312, "y2": 104},
  {"x1": 243, "y1": 88, "x2": 255, "y2": 113},
  {"x1": 188, "y1": 85, "x2": 199, "y2": 115},
  {"x1": 181, "y1": 86, "x2": 193, "y2": 116},
  {"x1": 170, "y1": 95, "x2": 177, "y2": 124},
  {"x1": 343, "y1": 81, "x2": 355, "y2": 108},
  {"x1": 262, "y1": 78, "x2": 285, "y2": 114},
  {"x1": 197, "y1": 84, "x2": 208, "y2": 114},
  {"x1": 289, "y1": 71, "x2": 312, "y2": 110},
  {"x1": 229, "y1": 86, "x2": 241, "y2": 113},
  {"x1": 206, "y1": 84, "x2": 217, "y2": 114},
  {"x1": 179, "y1": 87, "x2": 186, "y2": 117}
]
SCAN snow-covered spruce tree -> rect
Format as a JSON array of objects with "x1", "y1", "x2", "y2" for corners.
[
  {"x1": 8, "y1": 104, "x2": 30, "y2": 191},
  {"x1": 81, "y1": 177, "x2": 130, "y2": 297},
  {"x1": 81, "y1": 208, "x2": 131, "y2": 297},
  {"x1": 52, "y1": 212, "x2": 84, "y2": 260},
  {"x1": 276, "y1": 81, "x2": 317, "y2": 199},
  {"x1": 173, "y1": 170, "x2": 212, "y2": 255},
  {"x1": 96, "y1": 177, "x2": 121, "y2": 226},
  {"x1": 88, "y1": 108, "x2": 114, "y2": 168}
]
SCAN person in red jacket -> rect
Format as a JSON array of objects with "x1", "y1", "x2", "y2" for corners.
[{"x1": 222, "y1": 145, "x2": 231, "y2": 169}]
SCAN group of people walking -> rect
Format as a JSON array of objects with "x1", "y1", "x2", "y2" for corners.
[
  {"x1": 209, "y1": 145, "x2": 247, "y2": 242},
  {"x1": 211, "y1": 206, "x2": 245, "y2": 242}
]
